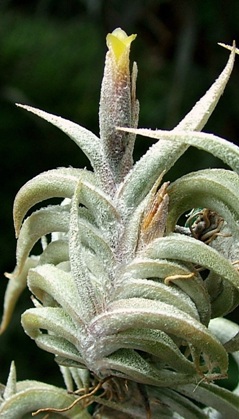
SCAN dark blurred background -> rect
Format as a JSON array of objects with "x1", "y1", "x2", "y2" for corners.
[{"x1": 1, "y1": 0, "x2": 239, "y2": 388}]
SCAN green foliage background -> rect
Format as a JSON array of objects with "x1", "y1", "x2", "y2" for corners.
[{"x1": 1, "y1": 0, "x2": 239, "y2": 387}]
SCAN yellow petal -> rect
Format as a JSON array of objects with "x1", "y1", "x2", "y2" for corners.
[{"x1": 106, "y1": 28, "x2": 137, "y2": 62}]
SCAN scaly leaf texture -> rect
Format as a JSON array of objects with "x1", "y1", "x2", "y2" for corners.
[
  {"x1": 117, "y1": 44, "x2": 236, "y2": 210},
  {"x1": 16, "y1": 104, "x2": 115, "y2": 194},
  {"x1": 2, "y1": 31, "x2": 239, "y2": 418},
  {"x1": 0, "y1": 380, "x2": 89, "y2": 418}
]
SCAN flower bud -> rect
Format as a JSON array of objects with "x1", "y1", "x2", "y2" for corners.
[
  {"x1": 99, "y1": 28, "x2": 138, "y2": 184},
  {"x1": 106, "y1": 28, "x2": 136, "y2": 69}
]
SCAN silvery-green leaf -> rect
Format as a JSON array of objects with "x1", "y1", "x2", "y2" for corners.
[
  {"x1": 0, "y1": 379, "x2": 89, "y2": 418},
  {"x1": 80, "y1": 245, "x2": 110, "y2": 276},
  {"x1": 218, "y1": 42, "x2": 239, "y2": 55},
  {"x1": 16, "y1": 104, "x2": 101, "y2": 158},
  {"x1": 117, "y1": 46, "x2": 235, "y2": 210},
  {"x1": 55, "y1": 357, "x2": 85, "y2": 369},
  {"x1": 175, "y1": 43, "x2": 235, "y2": 131},
  {"x1": 90, "y1": 298, "x2": 228, "y2": 377},
  {"x1": 13, "y1": 167, "x2": 95, "y2": 236},
  {"x1": 208, "y1": 278, "x2": 239, "y2": 318},
  {"x1": 69, "y1": 182, "x2": 110, "y2": 321},
  {"x1": 103, "y1": 348, "x2": 197, "y2": 387},
  {"x1": 209, "y1": 318, "x2": 239, "y2": 396},
  {"x1": 74, "y1": 179, "x2": 121, "y2": 234},
  {"x1": 144, "y1": 234, "x2": 239, "y2": 293},
  {"x1": 0, "y1": 257, "x2": 38, "y2": 333},
  {"x1": 209, "y1": 317, "x2": 239, "y2": 395},
  {"x1": 78, "y1": 218, "x2": 115, "y2": 270},
  {"x1": 16, "y1": 103, "x2": 115, "y2": 191},
  {"x1": 117, "y1": 193, "x2": 147, "y2": 260},
  {"x1": 166, "y1": 169, "x2": 239, "y2": 235},
  {"x1": 99, "y1": 328, "x2": 195, "y2": 374},
  {"x1": 21, "y1": 306, "x2": 80, "y2": 348},
  {"x1": 115, "y1": 278, "x2": 199, "y2": 321},
  {"x1": 209, "y1": 317, "x2": 239, "y2": 352},
  {"x1": 15, "y1": 205, "x2": 70, "y2": 276},
  {"x1": 144, "y1": 234, "x2": 239, "y2": 318},
  {"x1": 69, "y1": 368, "x2": 90, "y2": 393},
  {"x1": 3, "y1": 362, "x2": 16, "y2": 400},
  {"x1": 177, "y1": 382, "x2": 239, "y2": 418},
  {"x1": 123, "y1": 258, "x2": 211, "y2": 325},
  {"x1": 35, "y1": 334, "x2": 84, "y2": 365},
  {"x1": 128, "y1": 129, "x2": 239, "y2": 174},
  {"x1": 59, "y1": 366, "x2": 90, "y2": 394},
  {"x1": 38, "y1": 239, "x2": 69, "y2": 266},
  {"x1": 27, "y1": 265, "x2": 85, "y2": 329}
]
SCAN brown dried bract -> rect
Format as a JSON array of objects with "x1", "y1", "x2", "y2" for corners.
[{"x1": 139, "y1": 181, "x2": 169, "y2": 246}]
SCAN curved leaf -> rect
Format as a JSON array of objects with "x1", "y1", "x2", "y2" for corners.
[
  {"x1": 177, "y1": 381, "x2": 239, "y2": 418},
  {"x1": 90, "y1": 298, "x2": 228, "y2": 378},
  {"x1": 144, "y1": 234, "x2": 239, "y2": 293},
  {"x1": 124, "y1": 258, "x2": 211, "y2": 324},
  {"x1": 35, "y1": 334, "x2": 84, "y2": 365},
  {"x1": 15, "y1": 205, "x2": 70, "y2": 276},
  {"x1": 27, "y1": 264, "x2": 85, "y2": 330},
  {"x1": 117, "y1": 46, "x2": 235, "y2": 210},
  {"x1": 209, "y1": 317, "x2": 239, "y2": 395},
  {"x1": 115, "y1": 278, "x2": 200, "y2": 321},
  {"x1": 103, "y1": 348, "x2": 197, "y2": 387},
  {"x1": 0, "y1": 257, "x2": 39, "y2": 334},
  {"x1": 209, "y1": 317, "x2": 239, "y2": 352},
  {"x1": 80, "y1": 245, "x2": 111, "y2": 284},
  {"x1": 38, "y1": 239, "x2": 69, "y2": 266},
  {"x1": 100, "y1": 328, "x2": 195, "y2": 374},
  {"x1": 75, "y1": 179, "x2": 121, "y2": 233},
  {"x1": 166, "y1": 169, "x2": 239, "y2": 234},
  {"x1": 208, "y1": 277, "x2": 239, "y2": 318},
  {"x1": 13, "y1": 167, "x2": 95, "y2": 236},
  {"x1": 0, "y1": 379, "x2": 89, "y2": 418},
  {"x1": 127, "y1": 129, "x2": 239, "y2": 174},
  {"x1": 21, "y1": 306, "x2": 80, "y2": 348},
  {"x1": 78, "y1": 218, "x2": 115, "y2": 269},
  {"x1": 16, "y1": 103, "x2": 115, "y2": 191}
]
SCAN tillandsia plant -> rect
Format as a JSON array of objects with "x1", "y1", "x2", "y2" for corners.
[{"x1": 1, "y1": 28, "x2": 239, "y2": 418}]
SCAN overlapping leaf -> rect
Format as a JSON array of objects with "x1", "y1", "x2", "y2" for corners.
[{"x1": 2, "y1": 35, "x2": 239, "y2": 419}]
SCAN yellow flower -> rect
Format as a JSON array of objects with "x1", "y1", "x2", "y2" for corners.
[{"x1": 106, "y1": 28, "x2": 136, "y2": 66}]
